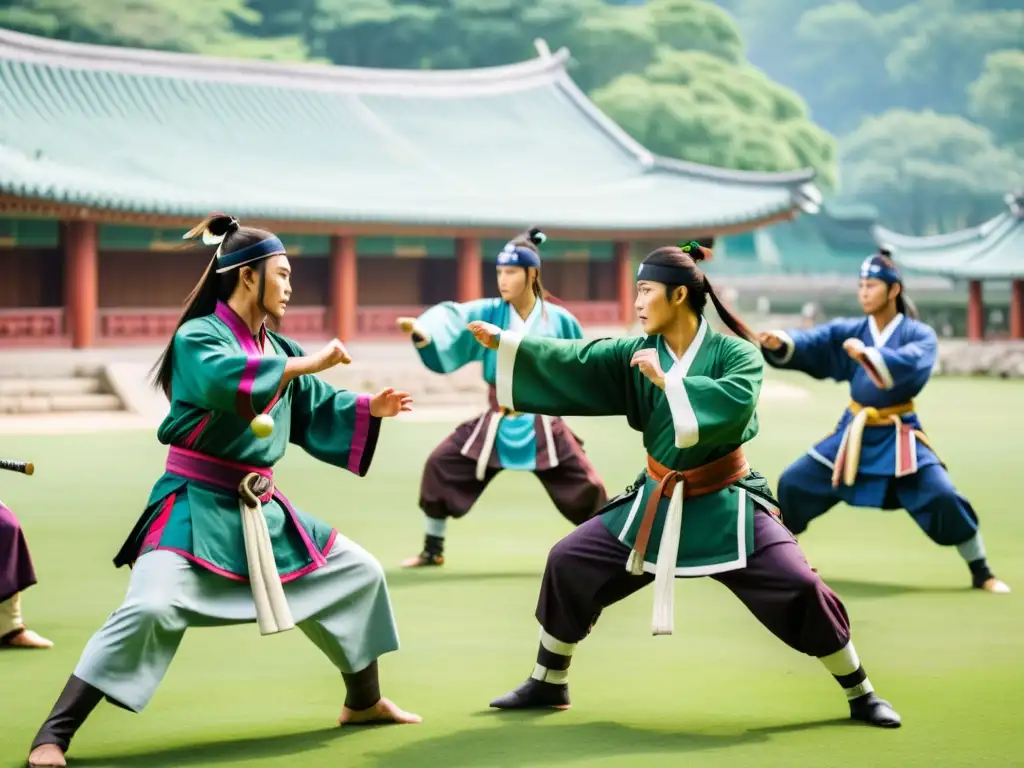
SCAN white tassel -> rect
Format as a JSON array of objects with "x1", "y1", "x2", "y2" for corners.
[
  {"x1": 238, "y1": 474, "x2": 295, "y2": 636},
  {"x1": 475, "y1": 412, "x2": 502, "y2": 482},
  {"x1": 626, "y1": 548, "x2": 645, "y2": 576},
  {"x1": 651, "y1": 481, "x2": 684, "y2": 636}
]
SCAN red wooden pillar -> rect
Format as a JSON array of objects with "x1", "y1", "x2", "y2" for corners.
[
  {"x1": 614, "y1": 241, "x2": 633, "y2": 324},
  {"x1": 966, "y1": 279, "x2": 984, "y2": 341},
  {"x1": 64, "y1": 220, "x2": 98, "y2": 349},
  {"x1": 329, "y1": 235, "x2": 357, "y2": 342},
  {"x1": 1010, "y1": 280, "x2": 1024, "y2": 341},
  {"x1": 456, "y1": 237, "x2": 482, "y2": 303}
]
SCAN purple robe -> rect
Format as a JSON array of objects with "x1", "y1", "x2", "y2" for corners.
[{"x1": 0, "y1": 502, "x2": 37, "y2": 602}]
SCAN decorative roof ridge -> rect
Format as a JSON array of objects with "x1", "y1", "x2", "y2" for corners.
[
  {"x1": 0, "y1": 26, "x2": 570, "y2": 96},
  {"x1": 873, "y1": 213, "x2": 1014, "y2": 251}
]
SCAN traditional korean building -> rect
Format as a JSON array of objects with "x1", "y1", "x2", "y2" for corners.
[
  {"x1": 876, "y1": 193, "x2": 1024, "y2": 341},
  {"x1": 0, "y1": 28, "x2": 820, "y2": 348},
  {"x1": 713, "y1": 201, "x2": 879, "y2": 275}
]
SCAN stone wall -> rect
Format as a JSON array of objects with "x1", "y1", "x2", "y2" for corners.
[{"x1": 934, "y1": 340, "x2": 1024, "y2": 378}]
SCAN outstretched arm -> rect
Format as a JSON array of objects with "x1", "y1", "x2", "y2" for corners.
[
  {"x1": 759, "y1": 321, "x2": 858, "y2": 382},
  {"x1": 172, "y1": 326, "x2": 349, "y2": 420},
  {"x1": 398, "y1": 299, "x2": 497, "y2": 375},
  {"x1": 469, "y1": 321, "x2": 636, "y2": 417}
]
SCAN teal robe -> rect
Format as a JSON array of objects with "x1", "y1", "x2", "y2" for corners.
[
  {"x1": 495, "y1": 318, "x2": 778, "y2": 575},
  {"x1": 412, "y1": 297, "x2": 583, "y2": 471},
  {"x1": 114, "y1": 301, "x2": 381, "y2": 582}
]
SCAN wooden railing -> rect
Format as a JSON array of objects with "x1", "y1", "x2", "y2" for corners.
[
  {"x1": 0, "y1": 301, "x2": 624, "y2": 347},
  {"x1": 0, "y1": 308, "x2": 66, "y2": 346}
]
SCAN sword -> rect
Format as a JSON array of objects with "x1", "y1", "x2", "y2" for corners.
[{"x1": 0, "y1": 459, "x2": 34, "y2": 475}]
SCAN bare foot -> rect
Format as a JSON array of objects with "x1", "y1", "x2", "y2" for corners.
[
  {"x1": 5, "y1": 629, "x2": 53, "y2": 649},
  {"x1": 982, "y1": 577, "x2": 1010, "y2": 594},
  {"x1": 27, "y1": 744, "x2": 66, "y2": 767},
  {"x1": 400, "y1": 552, "x2": 443, "y2": 568},
  {"x1": 338, "y1": 697, "x2": 422, "y2": 725}
]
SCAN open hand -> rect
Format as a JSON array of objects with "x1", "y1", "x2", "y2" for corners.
[
  {"x1": 758, "y1": 331, "x2": 784, "y2": 351},
  {"x1": 467, "y1": 321, "x2": 501, "y2": 350},
  {"x1": 370, "y1": 387, "x2": 413, "y2": 418},
  {"x1": 630, "y1": 348, "x2": 666, "y2": 390},
  {"x1": 842, "y1": 337, "x2": 866, "y2": 360}
]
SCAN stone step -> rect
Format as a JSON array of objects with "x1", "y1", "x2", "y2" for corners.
[
  {"x1": 0, "y1": 363, "x2": 106, "y2": 379},
  {"x1": 0, "y1": 377, "x2": 104, "y2": 396},
  {"x1": 0, "y1": 393, "x2": 123, "y2": 414}
]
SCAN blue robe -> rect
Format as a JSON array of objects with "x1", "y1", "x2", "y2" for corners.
[
  {"x1": 413, "y1": 297, "x2": 584, "y2": 471},
  {"x1": 764, "y1": 314, "x2": 979, "y2": 546}
]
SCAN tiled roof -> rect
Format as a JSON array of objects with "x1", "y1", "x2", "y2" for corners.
[
  {"x1": 0, "y1": 28, "x2": 819, "y2": 234},
  {"x1": 877, "y1": 194, "x2": 1024, "y2": 280}
]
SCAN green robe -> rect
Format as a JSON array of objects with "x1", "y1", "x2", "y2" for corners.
[
  {"x1": 496, "y1": 318, "x2": 778, "y2": 575},
  {"x1": 114, "y1": 301, "x2": 381, "y2": 582}
]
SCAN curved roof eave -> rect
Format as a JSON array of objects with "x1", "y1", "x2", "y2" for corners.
[{"x1": 0, "y1": 26, "x2": 572, "y2": 97}]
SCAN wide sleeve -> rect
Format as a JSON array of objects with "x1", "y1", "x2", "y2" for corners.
[
  {"x1": 560, "y1": 311, "x2": 585, "y2": 340},
  {"x1": 762, "y1": 320, "x2": 857, "y2": 382},
  {"x1": 495, "y1": 332, "x2": 637, "y2": 416},
  {"x1": 665, "y1": 340, "x2": 762, "y2": 449},
  {"x1": 411, "y1": 299, "x2": 494, "y2": 374},
  {"x1": 289, "y1": 373, "x2": 381, "y2": 477},
  {"x1": 172, "y1": 324, "x2": 286, "y2": 420},
  {"x1": 860, "y1": 322, "x2": 938, "y2": 391}
]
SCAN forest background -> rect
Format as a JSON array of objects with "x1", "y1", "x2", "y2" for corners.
[{"x1": 3, "y1": 0, "x2": 1020, "y2": 235}]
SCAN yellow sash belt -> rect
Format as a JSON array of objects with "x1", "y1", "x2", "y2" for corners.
[{"x1": 831, "y1": 400, "x2": 936, "y2": 487}]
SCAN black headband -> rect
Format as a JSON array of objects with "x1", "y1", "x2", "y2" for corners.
[{"x1": 636, "y1": 262, "x2": 691, "y2": 285}]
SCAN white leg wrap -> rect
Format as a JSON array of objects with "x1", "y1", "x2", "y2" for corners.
[{"x1": 819, "y1": 641, "x2": 861, "y2": 676}]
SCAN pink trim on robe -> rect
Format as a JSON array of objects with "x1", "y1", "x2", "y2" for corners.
[
  {"x1": 347, "y1": 394, "x2": 372, "y2": 475},
  {"x1": 183, "y1": 413, "x2": 212, "y2": 449},
  {"x1": 157, "y1": 547, "x2": 250, "y2": 582},
  {"x1": 276, "y1": 491, "x2": 328, "y2": 569},
  {"x1": 236, "y1": 355, "x2": 262, "y2": 422},
  {"x1": 140, "y1": 493, "x2": 177, "y2": 552}
]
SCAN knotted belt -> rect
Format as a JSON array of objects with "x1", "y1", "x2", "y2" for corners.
[
  {"x1": 831, "y1": 401, "x2": 937, "y2": 488},
  {"x1": 165, "y1": 446, "x2": 295, "y2": 636},
  {"x1": 627, "y1": 449, "x2": 751, "y2": 636},
  {"x1": 463, "y1": 387, "x2": 556, "y2": 481}
]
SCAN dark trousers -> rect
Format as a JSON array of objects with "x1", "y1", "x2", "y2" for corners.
[
  {"x1": 536, "y1": 509, "x2": 851, "y2": 658},
  {"x1": 419, "y1": 421, "x2": 607, "y2": 527},
  {"x1": 0, "y1": 503, "x2": 37, "y2": 604},
  {"x1": 778, "y1": 454, "x2": 979, "y2": 545}
]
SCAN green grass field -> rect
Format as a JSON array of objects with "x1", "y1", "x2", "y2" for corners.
[{"x1": 1, "y1": 370, "x2": 1022, "y2": 767}]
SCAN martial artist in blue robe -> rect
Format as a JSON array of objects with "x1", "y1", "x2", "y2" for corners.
[{"x1": 759, "y1": 252, "x2": 1009, "y2": 593}]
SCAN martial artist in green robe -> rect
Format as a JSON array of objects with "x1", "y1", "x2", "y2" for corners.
[
  {"x1": 474, "y1": 242, "x2": 902, "y2": 729},
  {"x1": 397, "y1": 228, "x2": 606, "y2": 568},
  {"x1": 27, "y1": 216, "x2": 420, "y2": 768}
]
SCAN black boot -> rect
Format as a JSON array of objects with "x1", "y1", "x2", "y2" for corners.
[
  {"x1": 30, "y1": 675, "x2": 105, "y2": 754},
  {"x1": 490, "y1": 678, "x2": 571, "y2": 710},
  {"x1": 849, "y1": 692, "x2": 901, "y2": 728}
]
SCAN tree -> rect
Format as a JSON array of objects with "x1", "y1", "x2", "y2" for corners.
[
  {"x1": 647, "y1": 0, "x2": 743, "y2": 63},
  {"x1": 840, "y1": 110, "x2": 1024, "y2": 233},
  {"x1": 592, "y1": 49, "x2": 837, "y2": 187},
  {"x1": 561, "y1": 5, "x2": 658, "y2": 92},
  {"x1": 969, "y1": 50, "x2": 1024, "y2": 154},
  {"x1": 0, "y1": 0, "x2": 306, "y2": 60},
  {"x1": 885, "y1": 9, "x2": 1024, "y2": 116},
  {"x1": 789, "y1": 3, "x2": 895, "y2": 135}
]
